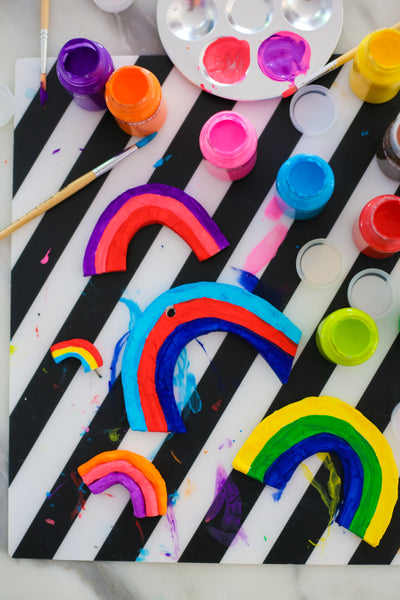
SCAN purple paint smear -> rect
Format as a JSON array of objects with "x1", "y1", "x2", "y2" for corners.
[
  {"x1": 258, "y1": 31, "x2": 311, "y2": 83},
  {"x1": 205, "y1": 465, "x2": 248, "y2": 547}
]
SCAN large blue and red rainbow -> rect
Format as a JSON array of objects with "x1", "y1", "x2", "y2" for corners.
[
  {"x1": 233, "y1": 396, "x2": 399, "y2": 547},
  {"x1": 83, "y1": 183, "x2": 229, "y2": 275},
  {"x1": 78, "y1": 450, "x2": 167, "y2": 518},
  {"x1": 121, "y1": 282, "x2": 301, "y2": 433}
]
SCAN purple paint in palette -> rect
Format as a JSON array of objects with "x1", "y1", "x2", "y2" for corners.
[{"x1": 257, "y1": 31, "x2": 311, "y2": 83}]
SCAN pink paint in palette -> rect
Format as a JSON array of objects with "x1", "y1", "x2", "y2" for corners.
[{"x1": 157, "y1": 0, "x2": 343, "y2": 100}]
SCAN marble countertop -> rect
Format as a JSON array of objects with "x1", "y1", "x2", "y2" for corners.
[{"x1": 1, "y1": 1, "x2": 400, "y2": 599}]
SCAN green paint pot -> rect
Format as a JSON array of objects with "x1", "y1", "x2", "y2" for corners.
[{"x1": 316, "y1": 308, "x2": 379, "y2": 366}]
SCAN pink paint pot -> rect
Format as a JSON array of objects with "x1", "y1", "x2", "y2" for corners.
[
  {"x1": 352, "y1": 194, "x2": 400, "y2": 258},
  {"x1": 199, "y1": 111, "x2": 257, "y2": 181}
]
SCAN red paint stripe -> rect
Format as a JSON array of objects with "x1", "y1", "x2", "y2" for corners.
[
  {"x1": 94, "y1": 194, "x2": 223, "y2": 273},
  {"x1": 138, "y1": 297, "x2": 297, "y2": 431}
]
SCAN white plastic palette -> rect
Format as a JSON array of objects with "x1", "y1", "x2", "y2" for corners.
[{"x1": 157, "y1": 0, "x2": 343, "y2": 100}]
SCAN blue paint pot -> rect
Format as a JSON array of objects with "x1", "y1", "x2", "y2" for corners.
[{"x1": 275, "y1": 154, "x2": 335, "y2": 219}]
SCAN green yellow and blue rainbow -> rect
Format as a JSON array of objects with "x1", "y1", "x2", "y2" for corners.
[{"x1": 233, "y1": 396, "x2": 399, "y2": 547}]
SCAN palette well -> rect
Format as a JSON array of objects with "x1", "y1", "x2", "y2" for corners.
[{"x1": 157, "y1": 0, "x2": 343, "y2": 100}]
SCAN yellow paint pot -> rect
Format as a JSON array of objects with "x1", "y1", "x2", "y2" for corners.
[
  {"x1": 316, "y1": 308, "x2": 379, "y2": 366},
  {"x1": 349, "y1": 28, "x2": 400, "y2": 103}
]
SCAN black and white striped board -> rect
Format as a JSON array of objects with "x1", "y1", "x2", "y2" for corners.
[{"x1": 9, "y1": 55, "x2": 400, "y2": 563}]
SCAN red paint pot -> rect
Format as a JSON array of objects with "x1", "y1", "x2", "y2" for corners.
[{"x1": 352, "y1": 194, "x2": 400, "y2": 258}]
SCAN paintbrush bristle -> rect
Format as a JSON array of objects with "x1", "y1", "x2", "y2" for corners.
[{"x1": 40, "y1": 76, "x2": 48, "y2": 108}]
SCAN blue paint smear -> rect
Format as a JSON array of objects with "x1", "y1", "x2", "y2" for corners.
[
  {"x1": 136, "y1": 547, "x2": 149, "y2": 561},
  {"x1": 232, "y1": 267, "x2": 260, "y2": 292},
  {"x1": 153, "y1": 154, "x2": 172, "y2": 168},
  {"x1": 108, "y1": 331, "x2": 130, "y2": 391}
]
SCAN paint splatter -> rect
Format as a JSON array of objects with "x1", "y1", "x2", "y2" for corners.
[
  {"x1": 211, "y1": 399, "x2": 223, "y2": 412},
  {"x1": 136, "y1": 547, "x2": 149, "y2": 561},
  {"x1": 165, "y1": 492, "x2": 180, "y2": 559},
  {"x1": 108, "y1": 330, "x2": 130, "y2": 391},
  {"x1": 25, "y1": 87, "x2": 36, "y2": 99},
  {"x1": 257, "y1": 31, "x2": 311, "y2": 83},
  {"x1": 70, "y1": 471, "x2": 88, "y2": 520},
  {"x1": 170, "y1": 449, "x2": 182, "y2": 464},
  {"x1": 243, "y1": 222, "x2": 288, "y2": 274},
  {"x1": 202, "y1": 37, "x2": 250, "y2": 84},
  {"x1": 52, "y1": 148, "x2": 61, "y2": 154},
  {"x1": 10, "y1": 344, "x2": 17, "y2": 356},
  {"x1": 205, "y1": 465, "x2": 248, "y2": 546},
  {"x1": 153, "y1": 154, "x2": 172, "y2": 168},
  {"x1": 40, "y1": 248, "x2": 51, "y2": 264},
  {"x1": 184, "y1": 478, "x2": 196, "y2": 497},
  {"x1": 105, "y1": 427, "x2": 121, "y2": 442},
  {"x1": 45, "y1": 518, "x2": 55, "y2": 525},
  {"x1": 174, "y1": 347, "x2": 202, "y2": 415},
  {"x1": 300, "y1": 453, "x2": 341, "y2": 526},
  {"x1": 35, "y1": 326, "x2": 39, "y2": 337},
  {"x1": 135, "y1": 518, "x2": 145, "y2": 543}
]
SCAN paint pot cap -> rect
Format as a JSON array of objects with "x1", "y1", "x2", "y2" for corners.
[
  {"x1": 0, "y1": 81, "x2": 14, "y2": 127},
  {"x1": 92, "y1": 0, "x2": 134, "y2": 11},
  {"x1": 316, "y1": 307, "x2": 379, "y2": 366},
  {"x1": 347, "y1": 268, "x2": 395, "y2": 319},
  {"x1": 296, "y1": 238, "x2": 342, "y2": 287},
  {"x1": 289, "y1": 84, "x2": 335, "y2": 135}
]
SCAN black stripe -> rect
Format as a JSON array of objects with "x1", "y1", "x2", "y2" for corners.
[
  {"x1": 13, "y1": 63, "x2": 71, "y2": 195},
  {"x1": 11, "y1": 56, "x2": 173, "y2": 337},
  {"x1": 9, "y1": 86, "x2": 234, "y2": 484}
]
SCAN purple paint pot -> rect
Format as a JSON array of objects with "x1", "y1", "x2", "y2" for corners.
[
  {"x1": 57, "y1": 38, "x2": 114, "y2": 111},
  {"x1": 199, "y1": 111, "x2": 258, "y2": 181}
]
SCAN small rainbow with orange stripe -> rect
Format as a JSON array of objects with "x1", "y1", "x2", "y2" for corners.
[{"x1": 78, "y1": 450, "x2": 167, "y2": 518}]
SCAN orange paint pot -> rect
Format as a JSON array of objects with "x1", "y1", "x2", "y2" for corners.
[{"x1": 105, "y1": 65, "x2": 167, "y2": 136}]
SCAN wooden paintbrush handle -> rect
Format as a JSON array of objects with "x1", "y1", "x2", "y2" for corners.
[
  {"x1": 0, "y1": 171, "x2": 96, "y2": 241},
  {"x1": 41, "y1": 0, "x2": 50, "y2": 29}
]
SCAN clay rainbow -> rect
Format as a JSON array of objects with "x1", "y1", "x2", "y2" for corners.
[
  {"x1": 78, "y1": 450, "x2": 167, "y2": 518},
  {"x1": 121, "y1": 281, "x2": 301, "y2": 433},
  {"x1": 232, "y1": 396, "x2": 399, "y2": 547},
  {"x1": 83, "y1": 183, "x2": 229, "y2": 275},
  {"x1": 50, "y1": 338, "x2": 103, "y2": 372}
]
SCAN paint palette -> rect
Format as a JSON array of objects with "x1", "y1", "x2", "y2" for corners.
[{"x1": 157, "y1": 0, "x2": 343, "y2": 100}]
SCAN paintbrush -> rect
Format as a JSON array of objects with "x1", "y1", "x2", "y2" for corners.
[
  {"x1": 0, "y1": 132, "x2": 157, "y2": 241},
  {"x1": 282, "y1": 21, "x2": 400, "y2": 98},
  {"x1": 40, "y1": 0, "x2": 50, "y2": 107}
]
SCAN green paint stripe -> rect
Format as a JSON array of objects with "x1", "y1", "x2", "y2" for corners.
[{"x1": 247, "y1": 415, "x2": 382, "y2": 538}]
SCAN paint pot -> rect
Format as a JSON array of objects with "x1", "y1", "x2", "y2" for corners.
[
  {"x1": 349, "y1": 28, "x2": 400, "y2": 104},
  {"x1": 105, "y1": 65, "x2": 167, "y2": 137},
  {"x1": 199, "y1": 111, "x2": 258, "y2": 181},
  {"x1": 352, "y1": 194, "x2": 400, "y2": 258},
  {"x1": 376, "y1": 114, "x2": 400, "y2": 181},
  {"x1": 275, "y1": 153, "x2": 334, "y2": 219},
  {"x1": 347, "y1": 269, "x2": 395, "y2": 319},
  {"x1": 56, "y1": 38, "x2": 114, "y2": 111},
  {"x1": 316, "y1": 307, "x2": 379, "y2": 366},
  {"x1": 289, "y1": 84, "x2": 335, "y2": 135},
  {"x1": 296, "y1": 238, "x2": 342, "y2": 287}
]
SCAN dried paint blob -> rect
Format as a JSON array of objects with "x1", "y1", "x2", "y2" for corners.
[
  {"x1": 257, "y1": 31, "x2": 311, "y2": 83},
  {"x1": 202, "y1": 37, "x2": 250, "y2": 84}
]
